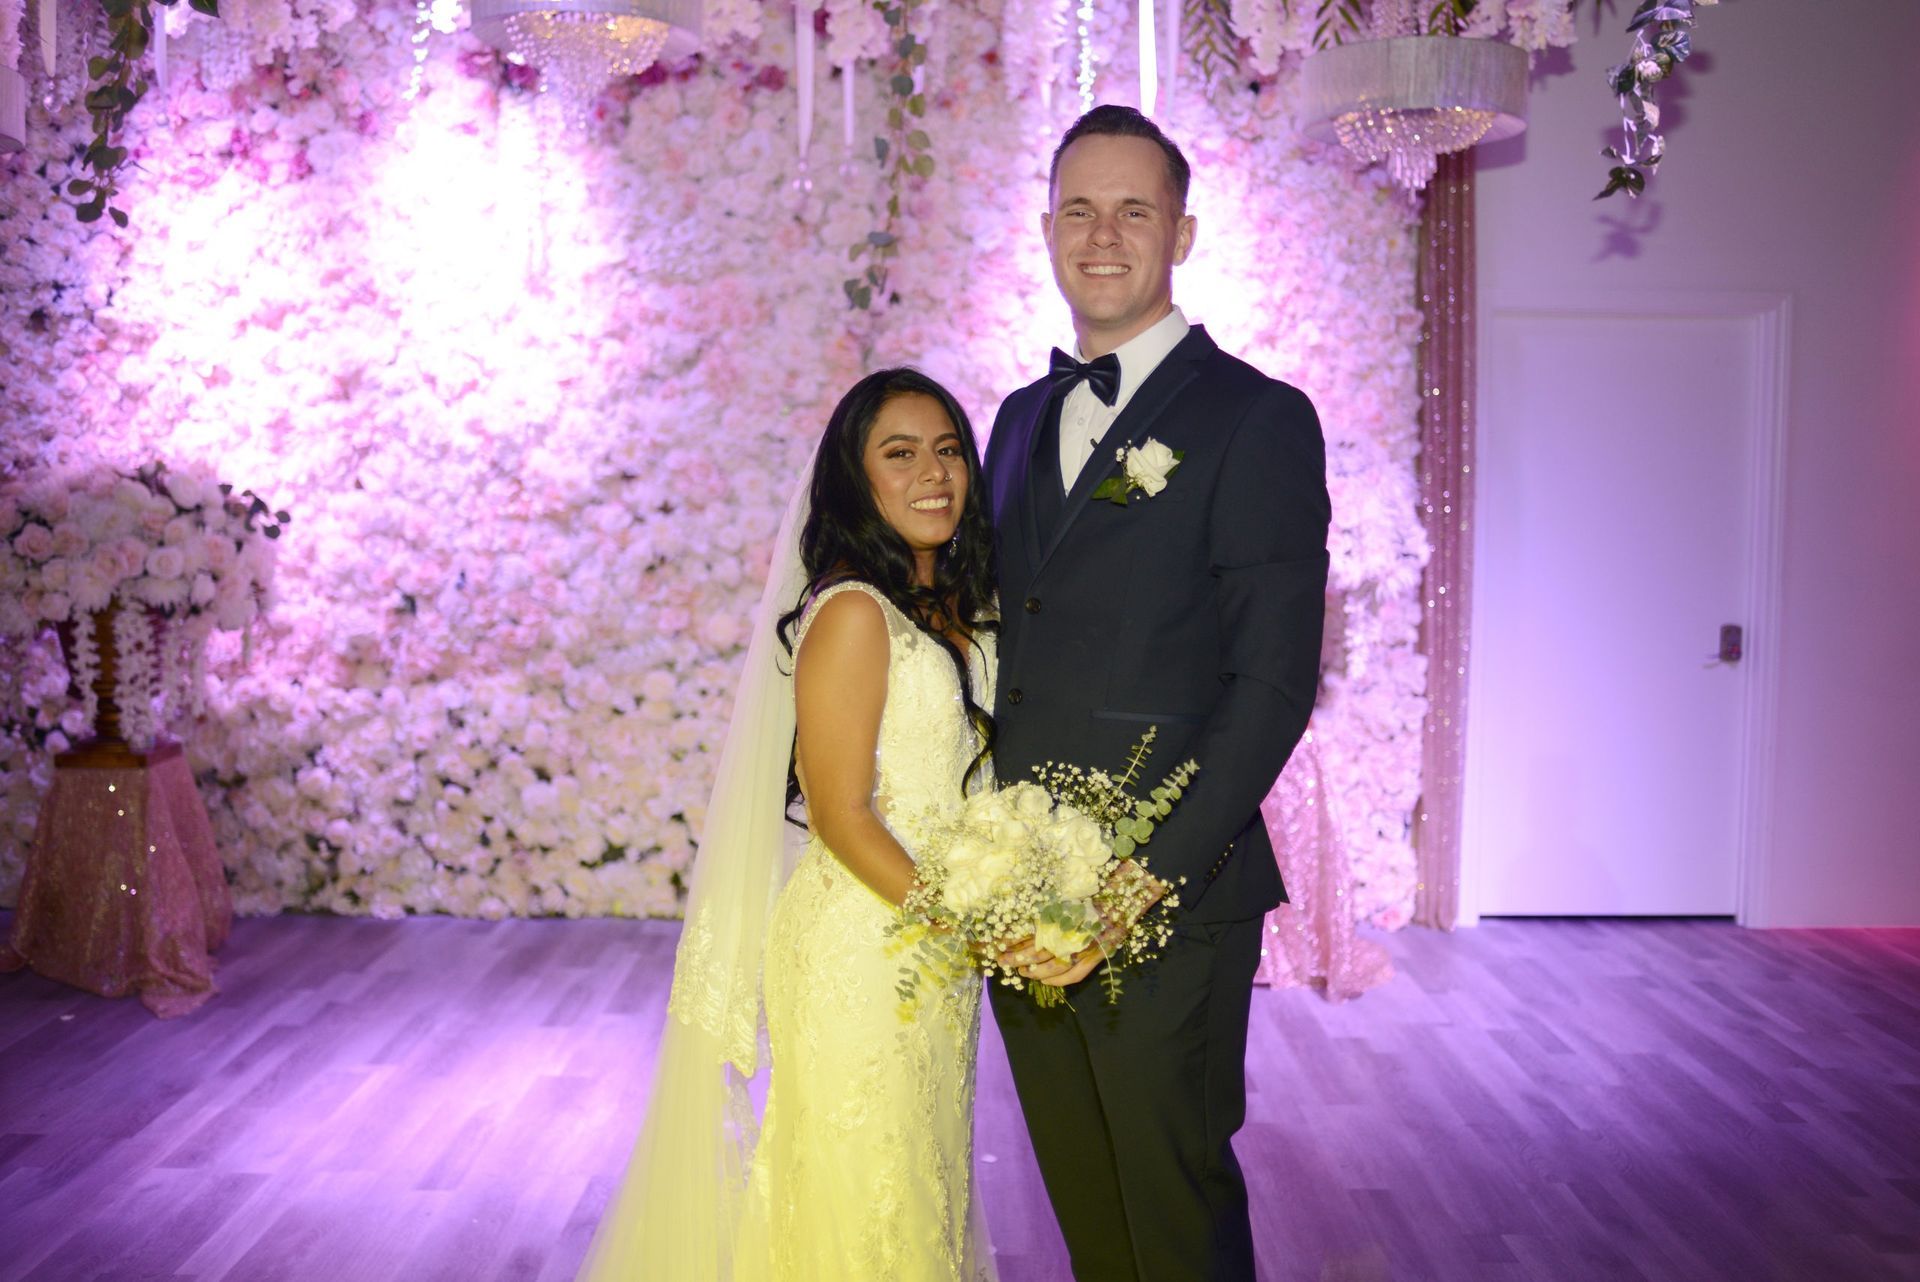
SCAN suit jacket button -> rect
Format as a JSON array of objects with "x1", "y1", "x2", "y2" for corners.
[
  {"x1": 1024, "y1": 596, "x2": 1042, "y2": 614},
  {"x1": 1008, "y1": 688, "x2": 1024, "y2": 704}
]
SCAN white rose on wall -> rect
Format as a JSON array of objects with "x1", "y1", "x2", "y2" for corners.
[
  {"x1": 12, "y1": 525, "x2": 54, "y2": 562},
  {"x1": 50, "y1": 522, "x2": 89, "y2": 558},
  {"x1": 146, "y1": 545, "x2": 188, "y2": 581}
]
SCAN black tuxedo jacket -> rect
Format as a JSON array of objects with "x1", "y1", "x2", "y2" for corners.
[{"x1": 984, "y1": 325, "x2": 1329, "y2": 923}]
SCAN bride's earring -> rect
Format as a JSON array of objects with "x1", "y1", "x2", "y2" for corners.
[{"x1": 948, "y1": 531, "x2": 960, "y2": 556}]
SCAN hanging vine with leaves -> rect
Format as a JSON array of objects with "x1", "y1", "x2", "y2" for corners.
[
  {"x1": 842, "y1": 0, "x2": 934, "y2": 311},
  {"x1": 68, "y1": 0, "x2": 219, "y2": 227},
  {"x1": 1596, "y1": 0, "x2": 1713, "y2": 198},
  {"x1": 1180, "y1": 0, "x2": 1238, "y2": 94}
]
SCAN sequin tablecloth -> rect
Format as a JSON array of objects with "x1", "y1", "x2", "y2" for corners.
[
  {"x1": 1255, "y1": 734, "x2": 1392, "y2": 1001},
  {"x1": 1, "y1": 743, "x2": 231, "y2": 1018}
]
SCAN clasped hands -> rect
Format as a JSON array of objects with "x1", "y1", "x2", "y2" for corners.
[{"x1": 993, "y1": 862, "x2": 1169, "y2": 989}]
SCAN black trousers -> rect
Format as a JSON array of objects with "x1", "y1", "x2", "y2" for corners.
[{"x1": 989, "y1": 915, "x2": 1265, "y2": 1281}]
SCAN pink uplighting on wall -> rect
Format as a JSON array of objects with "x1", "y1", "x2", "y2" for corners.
[{"x1": 2, "y1": 4, "x2": 1429, "y2": 928}]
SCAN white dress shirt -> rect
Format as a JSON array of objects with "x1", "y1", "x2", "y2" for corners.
[{"x1": 1058, "y1": 306, "x2": 1191, "y2": 491}]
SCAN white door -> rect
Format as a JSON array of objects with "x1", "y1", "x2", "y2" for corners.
[{"x1": 1464, "y1": 299, "x2": 1782, "y2": 917}]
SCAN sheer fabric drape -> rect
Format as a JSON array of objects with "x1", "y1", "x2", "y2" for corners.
[{"x1": 1254, "y1": 734, "x2": 1391, "y2": 1000}]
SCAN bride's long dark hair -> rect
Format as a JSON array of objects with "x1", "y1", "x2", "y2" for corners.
[{"x1": 778, "y1": 368, "x2": 999, "y2": 807}]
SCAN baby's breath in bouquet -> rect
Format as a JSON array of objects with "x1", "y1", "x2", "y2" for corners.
[{"x1": 893, "y1": 729, "x2": 1197, "y2": 1007}]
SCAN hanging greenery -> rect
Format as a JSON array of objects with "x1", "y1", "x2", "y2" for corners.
[
  {"x1": 1180, "y1": 0, "x2": 1240, "y2": 93},
  {"x1": 1596, "y1": 0, "x2": 1715, "y2": 198},
  {"x1": 72, "y1": 0, "x2": 219, "y2": 228},
  {"x1": 842, "y1": 0, "x2": 935, "y2": 311}
]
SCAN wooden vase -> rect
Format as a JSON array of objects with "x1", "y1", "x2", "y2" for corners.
[{"x1": 54, "y1": 603, "x2": 152, "y2": 767}]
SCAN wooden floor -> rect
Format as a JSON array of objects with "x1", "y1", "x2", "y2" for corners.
[{"x1": 2, "y1": 915, "x2": 1918, "y2": 1282}]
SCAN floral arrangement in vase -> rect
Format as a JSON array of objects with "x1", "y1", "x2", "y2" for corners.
[{"x1": 0, "y1": 461, "x2": 286, "y2": 749}]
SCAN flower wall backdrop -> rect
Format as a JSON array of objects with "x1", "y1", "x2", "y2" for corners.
[{"x1": 0, "y1": 0, "x2": 1426, "y2": 926}]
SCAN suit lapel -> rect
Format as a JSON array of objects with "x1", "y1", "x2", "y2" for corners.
[
  {"x1": 994, "y1": 382, "x2": 1051, "y2": 573},
  {"x1": 1032, "y1": 326, "x2": 1215, "y2": 577}
]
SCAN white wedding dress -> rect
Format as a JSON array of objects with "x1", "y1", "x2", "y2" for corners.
[{"x1": 728, "y1": 580, "x2": 999, "y2": 1281}]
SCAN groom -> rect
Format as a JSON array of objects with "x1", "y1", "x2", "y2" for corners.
[{"x1": 984, "y1": 105, "x2": 1329, "y2": 1280}]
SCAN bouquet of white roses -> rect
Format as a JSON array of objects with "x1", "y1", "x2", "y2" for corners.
[{"x1": 893, "y1": 729, "x2": 1197, "y2": 1007}]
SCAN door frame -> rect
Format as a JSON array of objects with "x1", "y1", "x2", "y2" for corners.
[{"x1": 1458, "y1": 290, "x2": 1791, "y2": 927}]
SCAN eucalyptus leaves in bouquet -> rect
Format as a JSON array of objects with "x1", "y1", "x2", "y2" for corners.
[{"x1": 893, "y1": 729, "x2": 1196, "y2": 1009}]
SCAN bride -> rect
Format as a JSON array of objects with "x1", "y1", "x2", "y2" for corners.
[{"x1": 577, "y1": 368, "x2": 1001, "y2": 1281}]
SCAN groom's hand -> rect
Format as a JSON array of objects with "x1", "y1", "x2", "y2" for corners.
[
  {"x1": 1106, "y1": 860, "x2": 1170, "y2": 921},
  {"x1": 1044, "y1": 948, "x2": 1108, "y2": 988},
  {"x1": 1038, "y1": 865, "x2": 1173, "y2": 988}
]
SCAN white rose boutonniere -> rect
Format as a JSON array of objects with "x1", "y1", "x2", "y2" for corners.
[{"x1": 1093, "y1": 437, "x2": 1183, "y2": 506}]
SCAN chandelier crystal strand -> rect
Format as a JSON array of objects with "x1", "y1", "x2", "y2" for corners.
[
  {"x1": 157, "y1": 618, "x2": 177, "y2": 730},
  {"x1": 72, "y1": 614, "x2": 100, "y2": 735},
  {"x1": 166, "y1": 624, "x2": 193, "y2": 731},
  {"x1": 113, "y1": 605, "x2": 155, "y2": 750}
]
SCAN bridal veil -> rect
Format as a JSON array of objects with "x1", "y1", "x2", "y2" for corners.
[{"x1": 575, "y1": 471, "x2": 812, "y2": 1281}]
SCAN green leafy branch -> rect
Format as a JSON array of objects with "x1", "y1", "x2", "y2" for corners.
[
  {"x1": 1311, "y1": 0, "x2": 1365, "y2": 49},
  {"x1": 1175, "y1": 0, "x2": 1391, "y2": 94},
  {"x1": 1420, "y1": 0, "x2": 1480, "y2": 37},
  {"x1": 843, "y1": 0, "x2": 934, "y2": 311},
  {"x1": 1180, "y1": 0, "x2": 1238, "y2": 96},
  {"x1": 1115, "y1": 727, "x2": 1157, "y2": 792},
  {"x1": 70, "y1": 0, "x2": 220, "y2": 228}
]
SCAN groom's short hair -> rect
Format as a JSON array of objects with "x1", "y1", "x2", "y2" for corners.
[{"x1": 1049, "y1": 105, "x2": 1193, "y2": 210}]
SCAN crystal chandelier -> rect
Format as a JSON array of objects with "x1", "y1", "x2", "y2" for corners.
[
  {"x1": 1300, "y1": 36, "x2": 1528, "y2": 193},
  {"x1": 471, "y1": 0, "x2": 700, "y2": 127}
]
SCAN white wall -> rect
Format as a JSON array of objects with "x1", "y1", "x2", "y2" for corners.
[{"x1": 1470, "y1": 0, "x2": 1920, "y2": 926}]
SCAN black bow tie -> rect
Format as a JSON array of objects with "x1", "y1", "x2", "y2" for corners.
[{"x1": 1049, "y1": 348, "x2": 1121, "y2": 407}]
